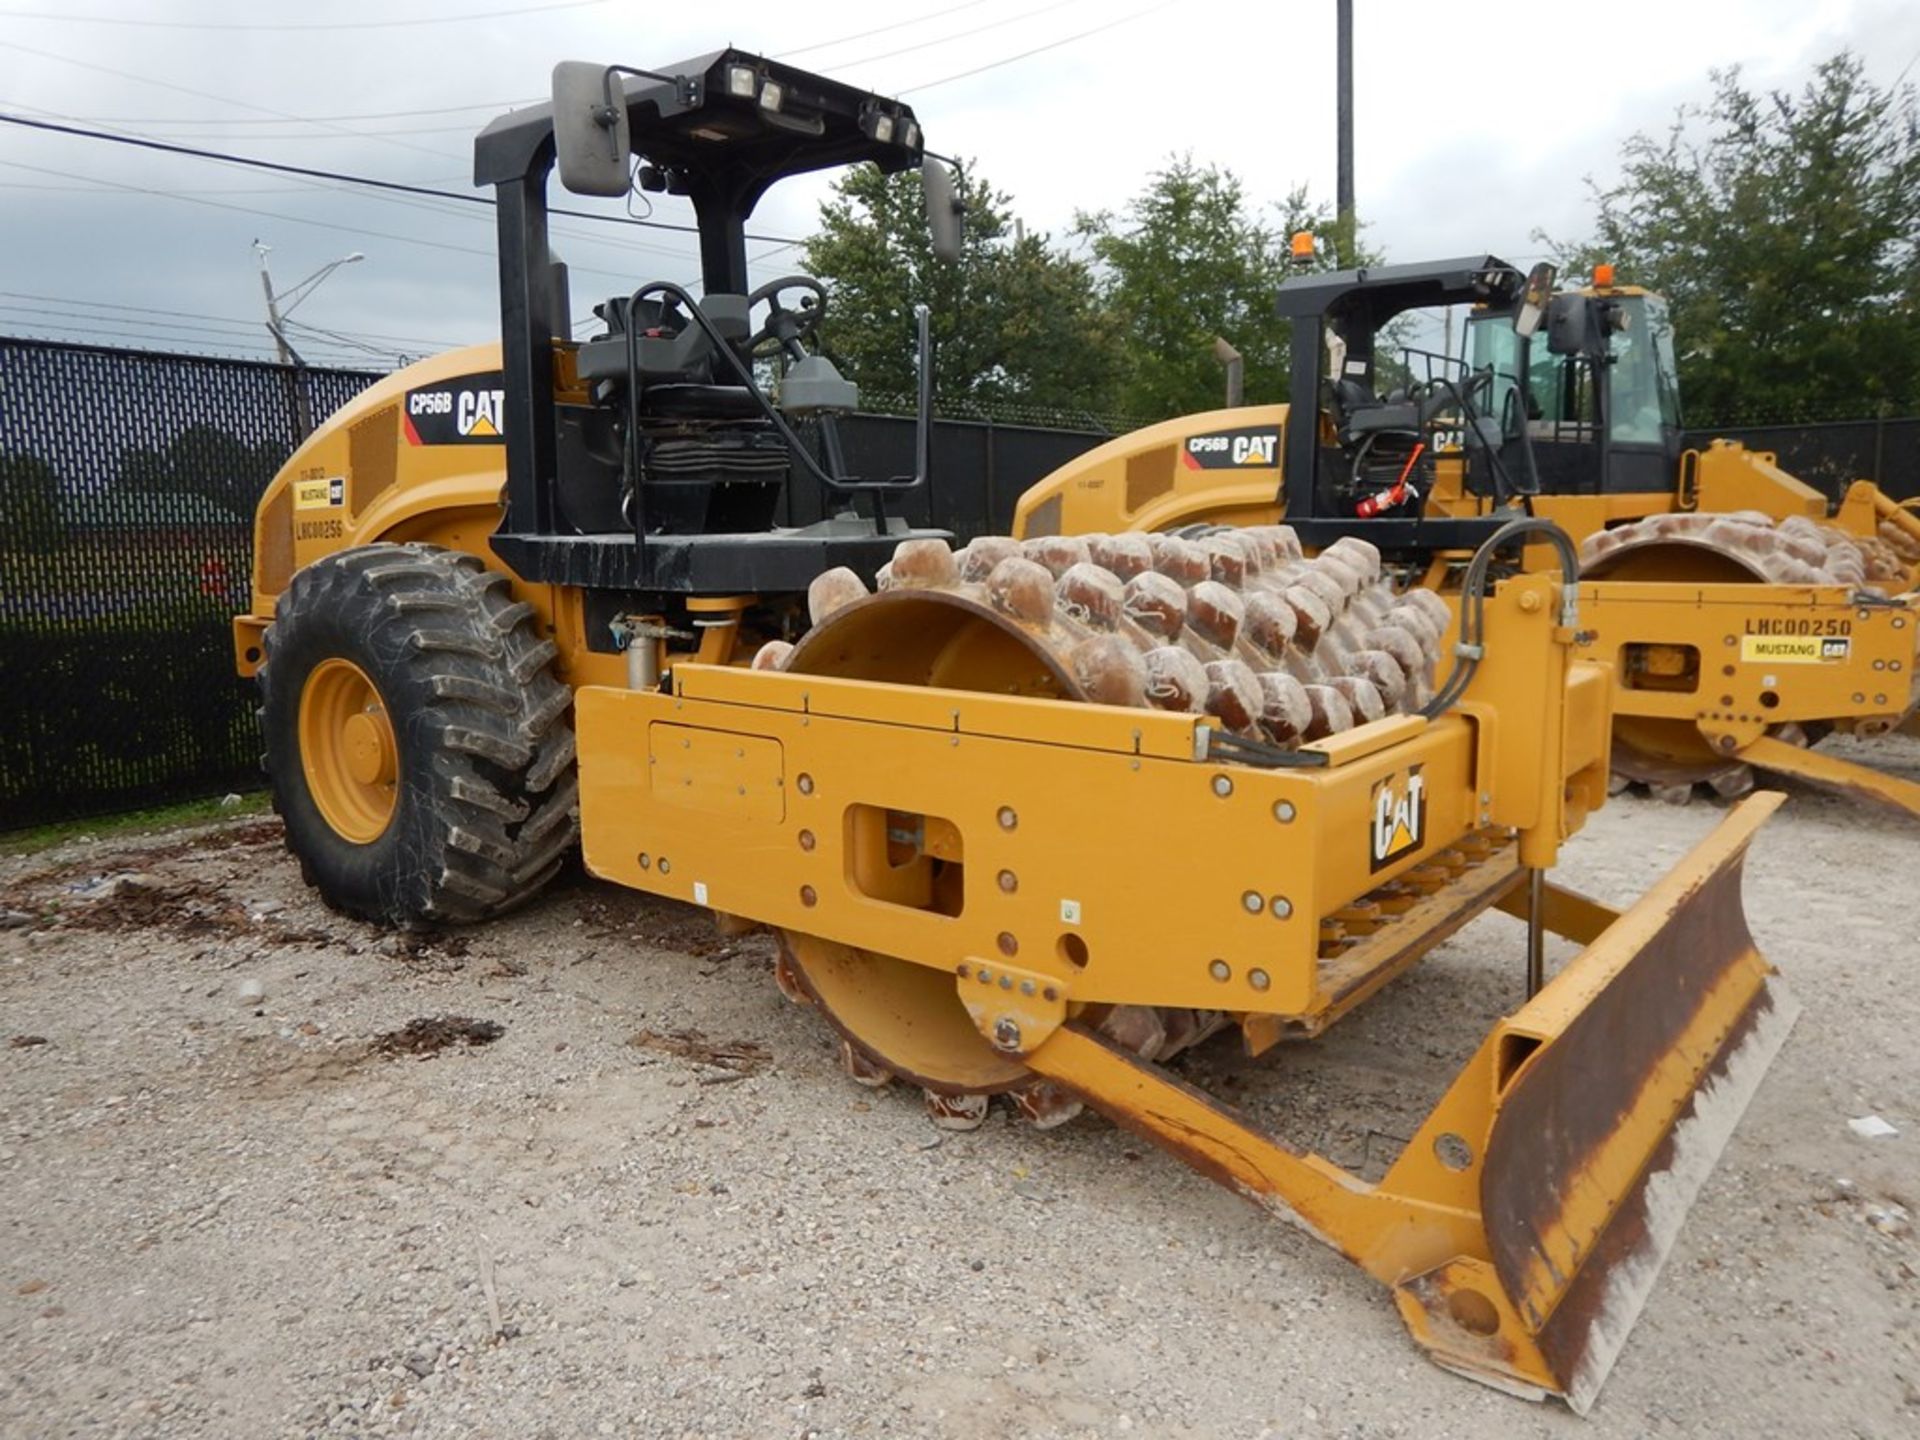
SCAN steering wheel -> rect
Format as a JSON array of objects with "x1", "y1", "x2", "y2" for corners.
[
  {"x1": 746, "y1": 275, "x2": 828, "y2": 359},
  {"x1": 1409, "y1": 366, "x2": 1495, "y2": 427}
]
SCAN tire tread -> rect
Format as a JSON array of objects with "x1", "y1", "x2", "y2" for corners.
[{"x1": 258, "y1": 541, "x2": 580, "y2": 927}]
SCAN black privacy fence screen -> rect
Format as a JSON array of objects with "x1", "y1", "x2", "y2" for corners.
[
  {"x1": 1, "y1": 339, "x2": 381, "y2": 832},
  {"x1": 1683, "y1": 412, "x2": 1920, "y2": 507},
  {"x1": 2, "y1": 332, "x2": 1914, "y2": 831},
  {"x1": 0, "y1": 336, "x2": 1114, "y2": 829}
]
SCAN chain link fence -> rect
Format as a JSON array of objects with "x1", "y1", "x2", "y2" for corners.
[{"x1": 3, "y1": 332, "x2": 1913, "y2": 831}]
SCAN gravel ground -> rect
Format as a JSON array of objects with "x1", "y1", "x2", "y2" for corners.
[{"x1": 2, "y1": 739, "x2": 1917, "y2": 1440}]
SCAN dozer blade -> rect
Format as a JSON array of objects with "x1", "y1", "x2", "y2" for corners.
[
  {"x1": 1009, "y1": 795, "x2": 1796, "y2": 1411},
  {"x1": 1735, "y1": 731, "x2": 1920, "y2": 822},
  {"x1": 1441, "y1": 791, "x2": 1798, "y2": 1410}
]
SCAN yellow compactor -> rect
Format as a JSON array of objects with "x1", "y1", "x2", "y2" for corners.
[
  {"x1": 577, "y1": 526, "x2": 1796, "y2": 1411},
  {"x1": 236, "y1": 63, "x2": 1796, "y2": 1410},
  {"x1": 1012, "y1": 257, "x2": 1920, "y2": 816}
]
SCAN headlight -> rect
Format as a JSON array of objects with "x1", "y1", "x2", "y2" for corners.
[
  {"x1": 871, "y1": 113, "x2": 894, "y2": 143},
  {"x1": 726, "y1": 64, "x2": 756, "y2": 97},
  {"x1": 758, "y1": 80, "x2": 784, "y2": 113},
  {"x1": 902, "y1": 120, "x2": 920, "y2": 150}
]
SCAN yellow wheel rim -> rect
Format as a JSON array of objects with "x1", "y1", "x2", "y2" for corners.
[{"x1": 298, "y1": 658, "x2": 398, "y2": 844}]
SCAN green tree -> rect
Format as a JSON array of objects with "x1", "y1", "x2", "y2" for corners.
[
  {"x1": 802, "y1": 161, "x2": 1120, "y2": 420},
  {"x1": 0, "y1": 452, "x2": 63, "y2": 553},
  {"x1": 118, "y1": 424, "x2": 285, "y2": 519},
  {"x1": 1547, "y1": 53, "x2": 1920, "y2": 423},
  {"x1": 1076, "y1": 158, "x2": 1339, "y2": 421}
]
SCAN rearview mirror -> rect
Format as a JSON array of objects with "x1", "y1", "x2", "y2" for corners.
[
  {"x1": 923, "y1": 158, "x2": 963, "y2": 263},
  {"x1": 552, "y1": 61, "x2": 631, "y2": 198},
  {"x1": 1513, "y1": 261, "x2": 1557, "y2": 339}
]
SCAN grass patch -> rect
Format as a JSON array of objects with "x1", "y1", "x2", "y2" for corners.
[{"x1": 1, "y1": 791, "x2": 271, "y2": 857}]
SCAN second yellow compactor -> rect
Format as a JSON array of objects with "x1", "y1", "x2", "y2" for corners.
[{"x1": 1013, "y1": 258, "x2": 1920, "y2": 818}]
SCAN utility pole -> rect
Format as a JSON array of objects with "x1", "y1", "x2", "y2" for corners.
[
  {"x1": 254, "y1": 240, "x2": 364, "y2": 366},
  {"x1": 254, "y1": 240, "x2": 296, "y2": 367},
  {"x1": 252, "y1": 241, "x2": 365, "y2": 439},
  {"x1": 1335, "y1": 0, "x2": 1356, "y2": 268},
  {"x1": 254, "y1": 240, "x2": 311, "y2": 440}
]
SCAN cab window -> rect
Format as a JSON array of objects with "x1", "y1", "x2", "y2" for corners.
[
  {"x1": 1607, "y1": 296, "x2": 1682, "y2": 445},
  {"x1": 1467, "y1": 314, "x2": 1591, "y2": 431}
]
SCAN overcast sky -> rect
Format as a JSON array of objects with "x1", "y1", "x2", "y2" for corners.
[{"x1": 2, "y1": 0, "x2": 1916, "y2": 371}]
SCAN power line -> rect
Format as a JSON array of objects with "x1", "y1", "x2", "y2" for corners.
[
  {"x1": 901, "y1": 1, "x2": 1173, "y2": 93},
  {"x1": 48, "y1": 101, "x2": 537, "y2": 126},
  {"x1": 0, "y1": 147, "x2": 720, "y2": 312},
  {"x1": 0, "y1": 154, "x2": 497, "y2": 260},
  {"x1": 0, "y1": 97, "x2": 516, "y2": 234},
  {"x1": 838, "y1": 0, "x2": 1084, "y2": 71},
  {"x1": 0, "y1": 152, "x2": 660, "y2": 292},
  {"x1": 0, "y1": 113, "x2": 804, "y2": 245},
  {"x1": 0, "y1": 300, "x2": 279, "y2": 342},
  {"x1": 0, "y1": 243, "x2": 808, "y2": 364},
  {"x1": 136, "y1": 123, "x2": 491, "y2": 141},
  {"x1": 0, "y1": 291, "x2": 277, "y2": 333},
  {"x1": 9, "y1": 310, "x2": 406, "y2": 361},
  {"x1": 0, "y1": 289, "x2": 459, "y2": 349},
  {"x1": 281, "y1": 320, "x2": 420, "y2": 360},
  {"x1": 284, "y1": 318, "x2": 451, "y2": 352},
  {"x1": 0, "y1": 317, "x2": 385, "y2": 365},
  {"x1": 3, "y1": 154, "x2": 701, "y2": 265},
  {"x1": 776, "y1": 0, "x2": 997, "y2": 59},
  {"x1": 0, "y1": 1, "x2": 608, "y2": 31},
  {"x1": 0, "y1": 302, "x2": 391, "y2": 361},
  {"x1": 3, "y1": 108, "x2": 716, "y2": 278},
  {"x1": 0, "y1": 38, "x2": 461, "y2": 163},
  {"x1": 0, "y1": 177, "x2": 471, "y2": 196}
]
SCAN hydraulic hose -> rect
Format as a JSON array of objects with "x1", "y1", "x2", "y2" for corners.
[{"x1": 1421, "y1": 517, "x2": 1580, "y2": 720}]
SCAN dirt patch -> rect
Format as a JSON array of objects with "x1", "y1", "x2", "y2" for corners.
[
  {"x1": 628, "y1": 1025, "x2": 772, "y2": 1073},
  {"x1": 581, "y1": 891, "x2": 732, "y2": 957},
  {"x1": 56, "y1": 875, "x2": 248, "y2": 937},
  {"x1": 4, "y1": 864, "x2": 345, "y2": 951},
  {"x1": 2, "y1": 819, "x2": 284, "y2": 895},
  {"x1": 375, "y1": 930, "x2": 473, "y2": 971},
  {"x1": 4, "y1": 757, "x2": 1919, "y2": 1439},
  {"x1": 372, "y1": 1016, "x2": 506, "y2": 1057}
]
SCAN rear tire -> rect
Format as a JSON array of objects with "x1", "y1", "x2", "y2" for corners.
[{"x1": 258, "y1": 542, "x2": 578, "y2": 926}]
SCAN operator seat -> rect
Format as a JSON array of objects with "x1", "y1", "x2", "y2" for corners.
[
  {"x1": 1327, "y1": 376, "x2": 1421, "y2": 447},
  {"x1": 556, "y1": 290, "x2": 790, "y2": 536},
  {"x1": 574, "y1": 291, "x2": 756, "y2": 404}
]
